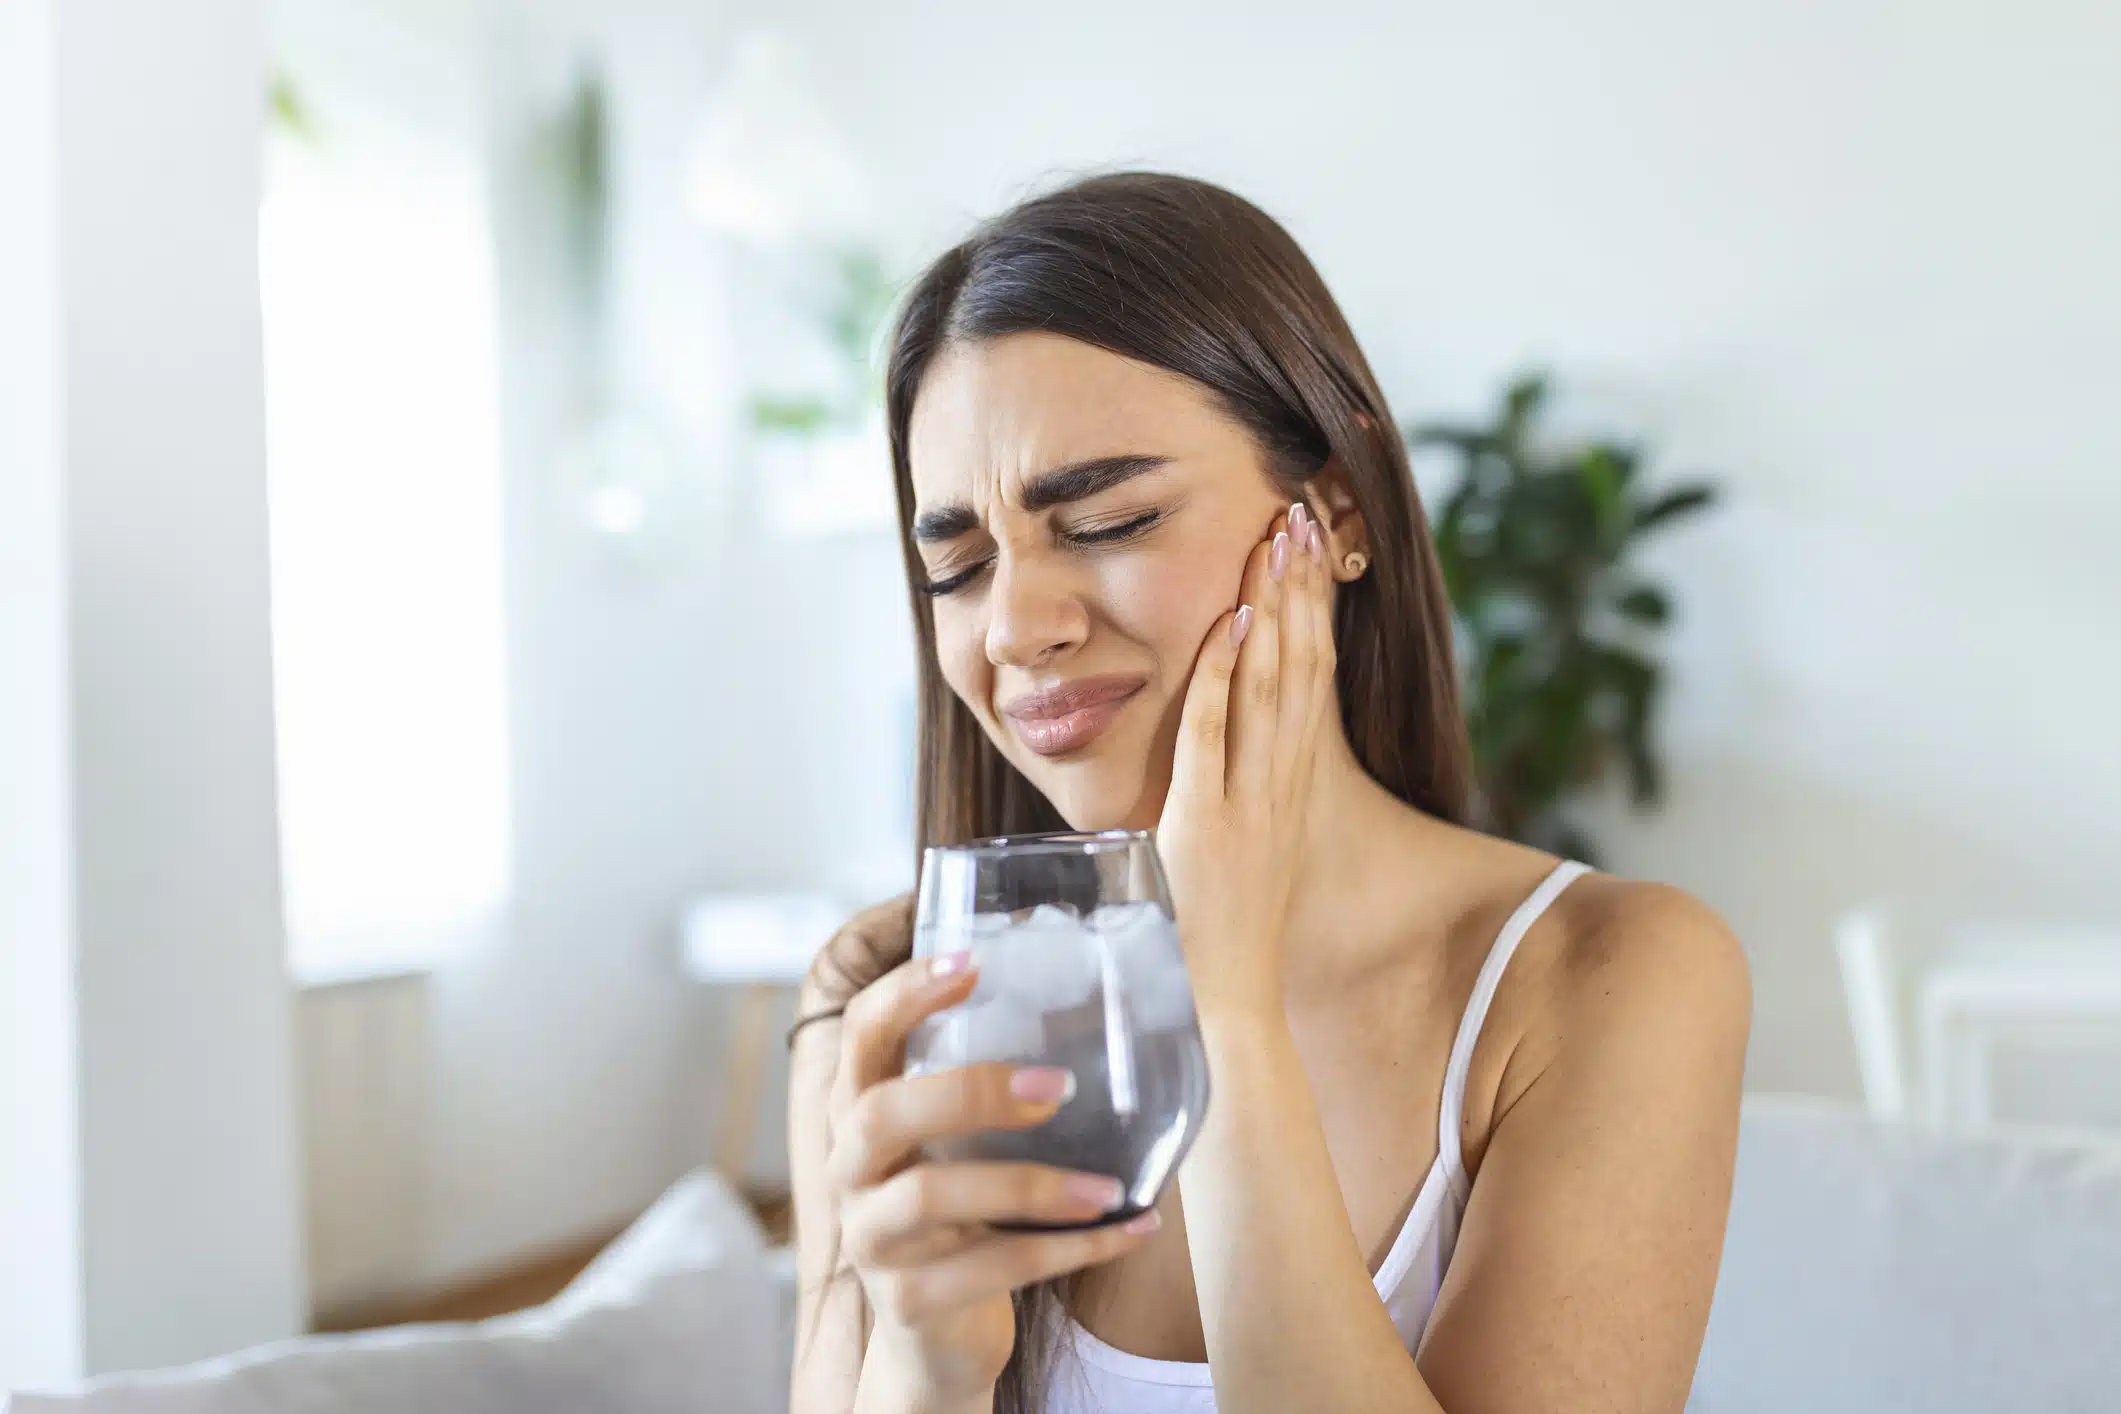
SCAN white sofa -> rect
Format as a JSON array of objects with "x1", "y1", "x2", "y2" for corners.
[
  {"x1": 4, "y1": 1171, "x2": 795, "y2": 1414},
  {"x1": 12, "y1": 1097, "x2": 2121, "y2": 1414},
  {"x1": 1690, "y1": 1095, "x2": 2121, "y2": 1414}
]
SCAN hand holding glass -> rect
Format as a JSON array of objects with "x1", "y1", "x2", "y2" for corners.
[{"x1": 906, "y1": 830, "x2": 1212, "y2": 1229}]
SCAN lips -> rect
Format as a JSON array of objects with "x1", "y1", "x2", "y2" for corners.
[{"x1": 1001, "y1": 675, "x2": 1146, "y2": 758}]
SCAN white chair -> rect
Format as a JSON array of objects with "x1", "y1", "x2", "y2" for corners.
[{"x1": 1835, "y1": 907, "x2": 2121, "y2": 1132}]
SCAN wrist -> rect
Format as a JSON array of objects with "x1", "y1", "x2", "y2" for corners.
[
  {"x1": 860, "y1": 1321, "x2": 996, "y2": 1414},
  {"x1": 1177, "y1": 925, "x2": 1284, "y2": 1020},
  {"x1": 1191, "y1": 991, "x2": 1288, "y2": 1037},
  {"x1": 1194, "y1": 1006, "x2": 1298, "y2": 1078}
]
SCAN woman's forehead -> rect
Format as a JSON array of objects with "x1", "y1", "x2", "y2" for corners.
[{"x1": 906, "y1": 332, "x2": 1242, "y2": 502}]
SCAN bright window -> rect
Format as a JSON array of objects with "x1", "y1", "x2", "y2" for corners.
[{"x1": 259, "y1": 64, "x2": 511, "y2": 982}]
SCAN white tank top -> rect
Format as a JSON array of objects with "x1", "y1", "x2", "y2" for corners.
[{"x1": 1041, "y1": 860, "x2": 1591, "y2": 1414}]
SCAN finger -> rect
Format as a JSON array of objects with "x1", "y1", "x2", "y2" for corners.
[
  {"x1": 1228, "y1": 515, "x2": 1290, "y2": 800},
  {"x1": 1273, "y1": 503, "x2": 1320, "y2": 795},
  {"x1": 828, "y1": 1062, "x2": 1078, "y2": 1192},
  {"x1": 1302, "y1": 512, "x2": 1338, "y2": 764},
  {"x1": 1168, "y1": 605, "x2": 1247, "y2": 809},
  {"x1": 866, "y1": 1212, "x2": 1164, "y2": 1327},
  {"x1": 842, "y1": 1162, "x2": 1128, "y2": 1266},
  {"x1": 851, "y1": 1218, "x2": 981, "y2": 1272},
  {"x1": 834, "y1": 951, "x2": 982, "y2": 1111}
]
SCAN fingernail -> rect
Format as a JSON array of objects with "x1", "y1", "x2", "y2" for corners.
[
  {"x1": 1123, "y1": 1210, "x2": 1163, "y2": 1235},
  {"x1": 930, "y1": 951, "x2": 975, "y2": 980},
  {"x1": 1011, "y1": 1067, "x2": 1076, "y2": 1104},
  {"x1": 1230, "y1": 604, "x2": 1253, "y2": 648},
  {"x1": 1290, "y1": 502, "x2": 1308, "y2": 536},
  {"x1": 1308, "y1": 520, "x2": 1325, "y2": 560},
  {"x1": 1064, "y1": 1174, "x2": 1126, "y2": 1210},
  {"x1": 1270, "y1": 532, "x2": 1289, "y2": 579}
]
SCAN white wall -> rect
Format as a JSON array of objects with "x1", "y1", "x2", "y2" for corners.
[
  {"x1": 0, "y1": 0, "x2": 308, "y2": 1382},
  {"x1": 697, "y1": 0, "x2": 2121, "y2": 1098},
  {"x1": 0, "y1": 0, "x2": 86, "y2": 1392}
]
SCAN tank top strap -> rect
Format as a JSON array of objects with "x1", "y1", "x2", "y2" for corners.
[{"x1": 1435, "y1": 860, "x2": 1592, "y2": 1198}]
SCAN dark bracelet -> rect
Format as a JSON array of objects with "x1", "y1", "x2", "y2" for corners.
[{"x1": 785, "y1": 1005, "x2": 848, "y2": 1051}]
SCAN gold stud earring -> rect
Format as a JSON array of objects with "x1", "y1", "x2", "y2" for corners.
[{"x1": 1342, "y1": 551, "x2": 1368, "y2": 577}]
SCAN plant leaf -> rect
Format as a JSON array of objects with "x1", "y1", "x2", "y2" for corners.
[
  {"x1": 1612, "y1": 584, "x2": 1672, "y2": 624},
  {"x1": 1580, "y1": 446, "x2": 1625, "y2": 526},
  {"x1": 1409, "y1": 423, "x2": 1497, "y2": 457},
  {"x1": 1632, "y1": 484, "x2": 1716, "y2": 536},
  {"x1": 1501, "y1": 374, "x2": 1548, "y2": 447},
  {"x1": 267, "y1": 73, "x2": 319, "y2": 144},
  {"x1": 749, "y1": 396, "x2": 837, "y2": 435}
]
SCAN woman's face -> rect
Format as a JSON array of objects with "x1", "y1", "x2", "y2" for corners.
[{"x1": 906, "y1": 332, "x2": 1294, "y2": 830}]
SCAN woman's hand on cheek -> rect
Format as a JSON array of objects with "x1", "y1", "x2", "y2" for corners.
[{"x1": 1156, "y1": 502, "x2": 1334, "y2": 1019}]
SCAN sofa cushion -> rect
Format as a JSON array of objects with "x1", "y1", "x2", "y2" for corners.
[
  {"x1": 7, "y1": 1170, "x2": 791, "y2": 1414},
  {"x1": 1692, "y1": 1094, "x2": 2121, "y2": 1414}
]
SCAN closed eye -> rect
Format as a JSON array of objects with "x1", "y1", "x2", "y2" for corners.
[
  {"x1": 917, "y1": 560, "x2": 990, "y2": 598},
  {"x1": 917, "y1": 509, "x2": 1167, "y2": 598},
  {"x1": 1064, "y1": 509, "x2": 1163, "y2": 547}
]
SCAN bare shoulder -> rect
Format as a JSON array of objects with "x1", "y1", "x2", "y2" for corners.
[
  {"x1": 1468, "y1": 870, "x2": 1750, "y2": 1178},
  {"x1": 1548, "y1": 874, "x2": 1752, "y2": 1035}
]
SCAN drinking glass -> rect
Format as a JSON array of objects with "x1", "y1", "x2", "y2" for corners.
[{"x1": 905, "y1": 829, "x2": 1212, "y2": 1230}]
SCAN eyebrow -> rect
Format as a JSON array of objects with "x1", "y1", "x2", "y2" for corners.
[{"x1": 911, "y1": 454, "x2": 1174, "y2": 543}]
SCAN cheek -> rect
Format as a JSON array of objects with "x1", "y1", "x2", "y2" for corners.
[
  {"x1": 1096, "y1": 534, "x2": 1246, "y2": 670},
  {"x1": 933, "y1": 610, "x2": 991, "y2": 713}
]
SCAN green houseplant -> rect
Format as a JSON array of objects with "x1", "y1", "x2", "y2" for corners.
[
  {"x1": 746, "y1": 244, "x2": 898, "y2": 436},
  {"x1": 1413, "y1": 374, "x2": 1715, "y2": 863}
]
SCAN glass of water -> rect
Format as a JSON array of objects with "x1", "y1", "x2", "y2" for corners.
[{"x1": 905, "y1": 829, "x2": 1213, "y2": 1230}]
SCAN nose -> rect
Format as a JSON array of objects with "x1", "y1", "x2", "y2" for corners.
[{"x1": 984, "y1": 546, "x2": 1088, "y2": 670}]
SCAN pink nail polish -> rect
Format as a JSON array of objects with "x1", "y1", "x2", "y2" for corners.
[
  {"x1": 1064, "y1": 1174, "x2": 1126, "y2": 1210},
  {"x1": 1308, "y1": 521, "x2": 1325, "y2": 560},
  {"x1": 1231, "y1": 604, "x2": 1253, "y2": 647},
  {"x1": 1290, "y1": 502, "x2": 1308, "y2": 536},
  {"x1": 1270, "y1": 532, "x2": 1289, "y2": 579},
  {"x1": 1123, "y1": 1210, "x2": 1163, "y2": 1235},
  {"x1": 1011, "y1": 1068, "x2": 1077, "y2": 1104},
  {"x1": 930, "y1": 951, "x2": 974, "y2": 980}
]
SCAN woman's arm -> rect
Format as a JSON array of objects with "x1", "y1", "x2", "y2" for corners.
[
  {"x1": 788, "y1": 897, "x2": 914, "y2": 1413},
  {"x1": 1182, "y1": 885, "x2": 1749, "y2": 1414},
  {"x1": 1415, "y1": 887, "x2": 1750, "y2": 1413}
]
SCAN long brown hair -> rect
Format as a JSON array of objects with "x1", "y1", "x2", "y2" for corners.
[{"x1": 881, "y1": 170, "x2": 1473, "y2": 1412}]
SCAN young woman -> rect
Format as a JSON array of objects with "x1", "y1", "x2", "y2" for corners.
[{"x1": 787, "y1": 172, "x2": 1748, "y2": 1414}]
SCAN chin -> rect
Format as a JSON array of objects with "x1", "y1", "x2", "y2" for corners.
[{"x1": 1022, "y1": 755, "x2": 1167, "y2": 833}]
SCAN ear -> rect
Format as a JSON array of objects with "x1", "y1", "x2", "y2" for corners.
[{"x1": 1309, "y1": 443, "x2": 1372, "y2": 584}]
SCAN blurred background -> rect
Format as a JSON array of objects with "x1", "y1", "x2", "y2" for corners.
[{"x1": 4, "y1": 0, "x2": 2119, "y2": 1406}]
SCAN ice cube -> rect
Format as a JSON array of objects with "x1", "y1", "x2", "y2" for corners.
[
  {"x1": 1089, "y1": 902, "x2": 1176, "y2": 964},
  {"x1": 959, "y1": 996, "x2": 1046, "y2": 1061},
  {"x1": 1088, "y1": 901, "x2": 1164, "y2": 936},
  {"x1": 1126, "y1": 960, "x2": 1196, "y2": 1031},
  {"x1": 1091, "y1": 908, "x2": 1194, "y2": 1031},
  {"x1": 981, "y1": 907, "x2": 1099, "y2": 1011}
]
